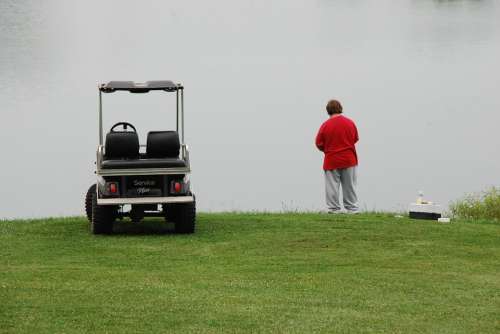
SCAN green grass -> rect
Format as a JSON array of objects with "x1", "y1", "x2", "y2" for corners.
[
  {"x1": 1, "y1": 213, "x2": 499, "y2": 333},
  {"x1": 450, "y1": 187, "x2": 500, "y2": 221}
]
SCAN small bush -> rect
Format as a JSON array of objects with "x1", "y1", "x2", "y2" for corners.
[{"x1": 450, "y1": 187, "x2": 500, "y2": 220}]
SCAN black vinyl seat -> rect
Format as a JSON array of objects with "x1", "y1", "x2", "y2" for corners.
[
  {"x1": 104, "y1": 131, "x2": 140, "y2": 159},
  {"x1": 146, "y1": 131, "x2": 180, "y2": 158},
  {"x1": 102, "y1": 130, "x2": 186, "y2": 170},
  {"x1": 101, "y1": 158, "x2": 186, "y2": 169}
]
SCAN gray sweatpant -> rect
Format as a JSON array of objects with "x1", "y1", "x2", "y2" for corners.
[{"x1": 325, "y1": 167, "x2": 358, "y2": 212}]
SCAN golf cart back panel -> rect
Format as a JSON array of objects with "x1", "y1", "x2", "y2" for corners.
[{"x1": 85, "y1": 81, "x2": 196, "y2": 234}]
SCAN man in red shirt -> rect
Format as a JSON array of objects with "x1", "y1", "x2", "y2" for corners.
[{"x1": 315, "y1": 100, "x2": 359, "y2": 213}]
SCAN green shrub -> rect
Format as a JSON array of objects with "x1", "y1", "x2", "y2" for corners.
[{"x1": 450, "y1": 187, "x2": 500, "y2": 220}]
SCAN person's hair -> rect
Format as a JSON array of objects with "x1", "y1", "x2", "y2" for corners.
[{"x1": 326, "y1": 99, "x2": 343, "y2": 115}]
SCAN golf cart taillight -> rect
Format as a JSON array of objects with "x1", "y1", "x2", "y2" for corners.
[
  {"x1": 170, "y1": 180, "x2": 186, "y2": 195},
  {"x1": 108, "y1": 182, "x2": 118, "y2": 194}
]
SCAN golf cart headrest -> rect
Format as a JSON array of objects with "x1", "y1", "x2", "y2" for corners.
[
  {"x1": 105, "y1": 131, "x2": 139, "y2": 159},
  {"x1": 147, "y1": 131, "x2": 180, "y2": 158}
]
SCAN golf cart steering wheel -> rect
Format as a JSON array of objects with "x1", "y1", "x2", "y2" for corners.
[{"x1": 110, "y1": 122, "x2": 137, "y2": 133}]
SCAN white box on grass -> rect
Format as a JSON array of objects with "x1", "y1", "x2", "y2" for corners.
[{"x1": 408, "y1": 203, "x2": 442, "y2": 220}]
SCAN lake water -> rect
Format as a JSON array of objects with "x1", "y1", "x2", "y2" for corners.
[{"x1": 1, "y1": 0, "x2": 499, "y2": 218}]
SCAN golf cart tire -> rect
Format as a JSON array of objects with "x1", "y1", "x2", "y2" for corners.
[
  {"x1": 85, "y1": 184, "x2": 96, "y2": 222},
  {"x1": 164, "y1": 200, "x2": 196, "y2": 234},
  {"x1": 91, "y1": 190, "x2": 116, "y2": 235}
]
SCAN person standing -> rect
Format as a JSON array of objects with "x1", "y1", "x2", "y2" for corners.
[{"x1": 315, "y1": 100, "x2": 359, "y2": 213}]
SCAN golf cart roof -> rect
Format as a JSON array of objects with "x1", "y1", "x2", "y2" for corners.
[{"x1": 99, "y1": 81, "x2": 182, "y2": 93}]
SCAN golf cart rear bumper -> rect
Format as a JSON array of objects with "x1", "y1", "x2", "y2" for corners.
[{"x1": 97, "y1": 196, "x2": 194, "y2": 205}]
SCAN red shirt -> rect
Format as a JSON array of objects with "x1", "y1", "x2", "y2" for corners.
[{"x1": 315, "y1": 115, "x2": 359, "y2": 170}]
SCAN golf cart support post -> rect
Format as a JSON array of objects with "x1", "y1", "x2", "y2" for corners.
[
  {"x1": 95, "y1": 80, "x2": 193, "y2": 205},
  {"x1": 99, "y1": 80, "x2": 185, "y2": 146}
]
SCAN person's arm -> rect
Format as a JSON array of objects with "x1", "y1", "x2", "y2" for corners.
[
  {"x1": 315, "y1": 125, "x2": 325, "y2": 152},
  {"x1": 353, "y1": 123, "x2": 359, "y2": 144}
]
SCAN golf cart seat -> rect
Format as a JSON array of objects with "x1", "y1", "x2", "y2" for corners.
[
  {"x1": 101, "y1": 158, "x2": 186, "y2": 169},
  {"x1": 104, "y1": 129, "x2": 140, "y2": 159},
  {"x1": 101, "y1": 130, "x2": 186, "y2": 169}
]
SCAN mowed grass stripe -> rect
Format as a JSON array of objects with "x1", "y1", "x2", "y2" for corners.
[{"x1": 1, "y1": 213, "x2": 499, "y2": 333}]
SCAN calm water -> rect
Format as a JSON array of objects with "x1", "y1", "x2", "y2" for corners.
[{"x1": 1, "y1": 0, "x2": 499, "y2": 218}]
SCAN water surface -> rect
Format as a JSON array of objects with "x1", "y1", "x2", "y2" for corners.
[{"x1": 1, "y1": 0, "x2": 499, "y2": 218}]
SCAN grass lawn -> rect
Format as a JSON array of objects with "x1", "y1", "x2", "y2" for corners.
[{"x1": 1, "y1": 213, "x2": 499, "y2": 333}]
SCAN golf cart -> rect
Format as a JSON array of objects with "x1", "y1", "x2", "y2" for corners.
[{"x1": 85, "y1": 81, "x2": 196, "y2": 234}]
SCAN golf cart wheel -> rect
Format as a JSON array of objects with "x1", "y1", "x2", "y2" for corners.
[
  {"x1": 173, "y1": 201, "x2": 196, "y2": 234},
  {"x1": 90, "y1": 189, "x2": 116, "y2": 235},
  {"x1": 85, "y1": 184, "x2": 96, "y2": 222}
]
